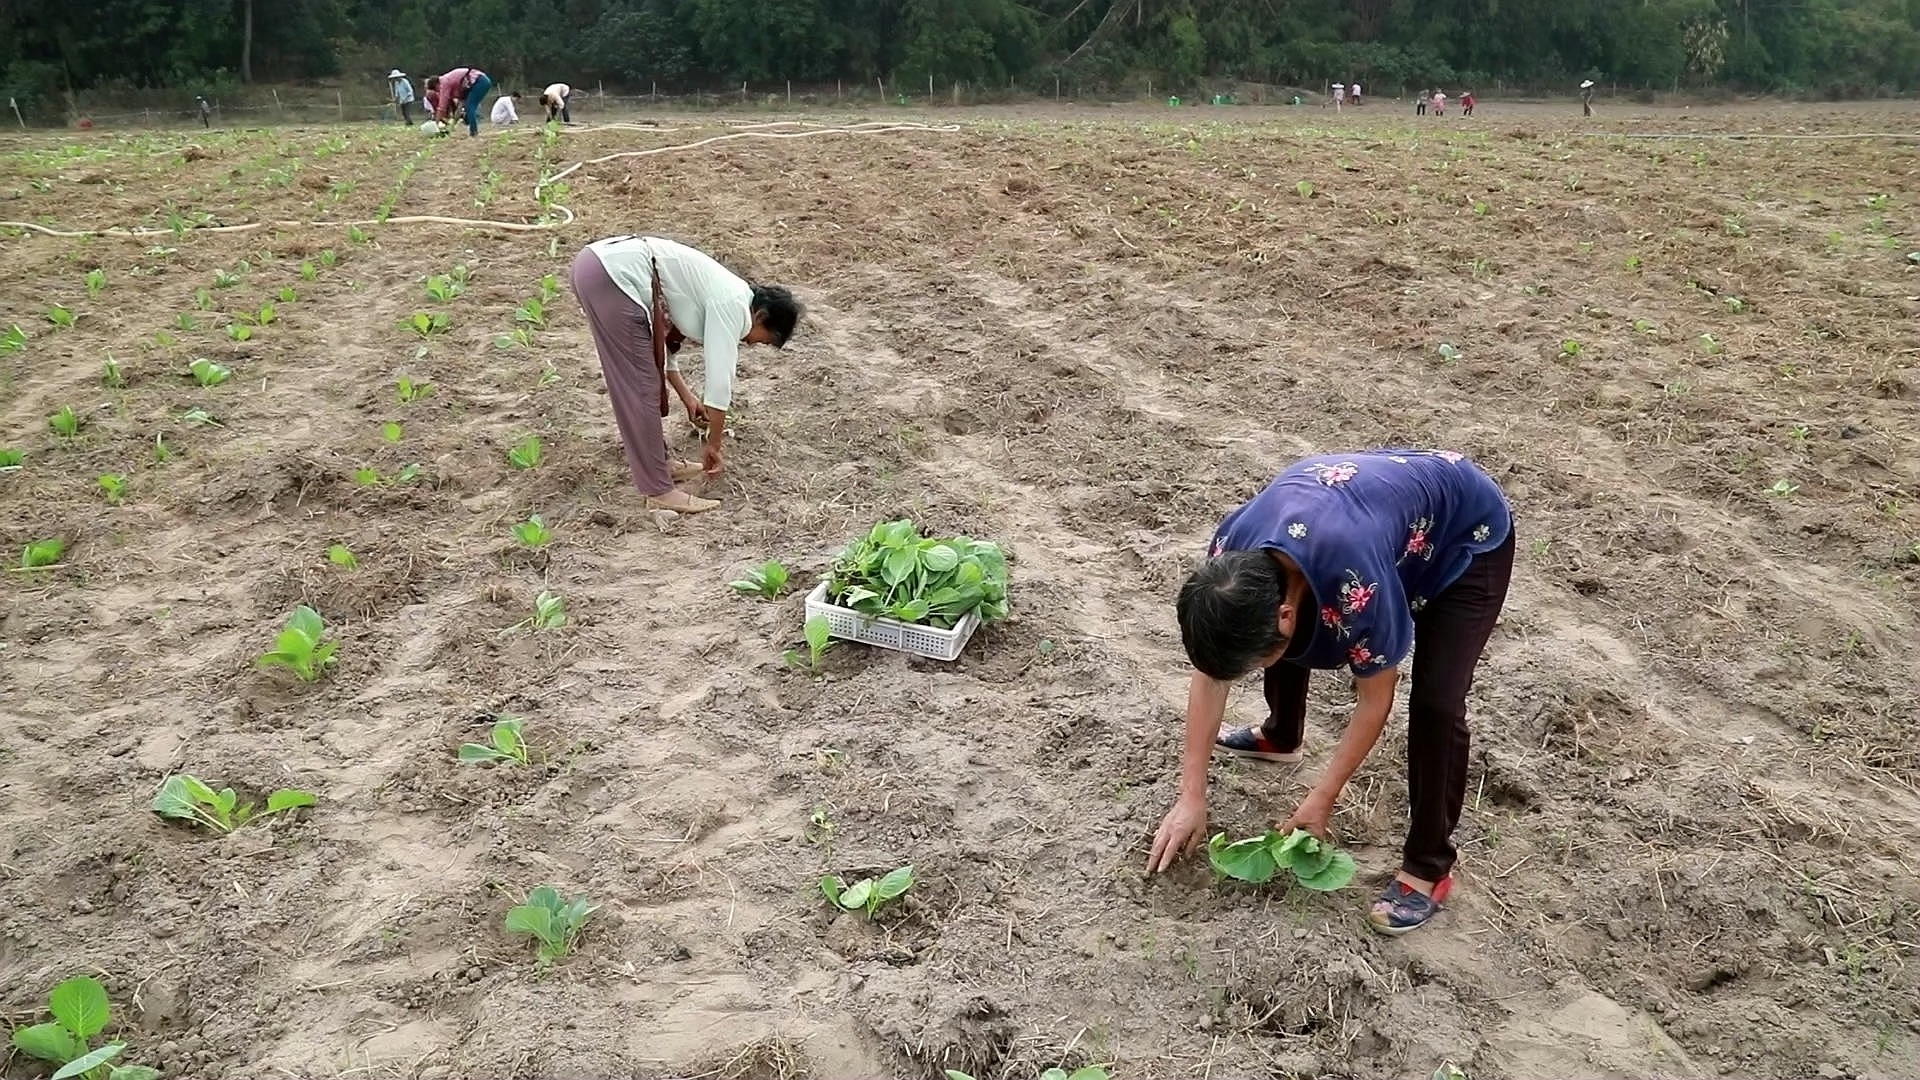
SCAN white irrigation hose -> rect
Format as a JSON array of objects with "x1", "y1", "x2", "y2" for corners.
[
  {"x1": 1573, "y1": 130, "x2": 1920, "y2": 141},
  {"x1": 0, "y1": 121, "x2": 960, "y2": 240}
]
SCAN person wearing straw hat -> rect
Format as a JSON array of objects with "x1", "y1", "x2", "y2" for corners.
[
  {"x1": 1580, "y1": 79, "x2": 1596, "y2": 116},
  {"x1": 388, "y1": 70, "x2": 416, "y2": 125}
]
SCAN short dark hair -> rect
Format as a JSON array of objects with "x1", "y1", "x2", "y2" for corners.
[
  {"x1": 1176, "y1": 551, "x2": 1285, "y2": 680},
  {"x1": 750, "y1": 284, "x2": 801, "y2": 347}
]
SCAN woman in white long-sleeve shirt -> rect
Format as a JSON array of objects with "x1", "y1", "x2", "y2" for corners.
[{"x1": 568, "y1": 235, "x2": 802, "y2": 514}]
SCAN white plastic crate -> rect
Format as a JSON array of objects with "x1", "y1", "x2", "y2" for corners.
[{"x1": 804, "y1": 581, "x2": 981, "y2": 662}]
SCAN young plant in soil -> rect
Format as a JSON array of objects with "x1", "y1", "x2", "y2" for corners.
[
  {"x1": 396, "y1": 376, "x2": 432, "y2": 403},
  {"x1": 0, "y1": 447, "x2": 24, "y2": 469},
  {"x1": 49, "y1": 406, "x2": 81, "y2": 438},
  {"x1": 1207, "y1": 829, "x2": 1357, "y2": 891},
  {"x1": 460, "y1": 716, "x2": 531, "y2": 765},
  {"x1": 151, "y1": 774, "x2": 316, "y2": 834},
  {"x1": 505, "y1": 886, "x2": 594, "y2": 964},
  {"x1": 21, "y1": 538, "x2": 65, "y2": 569},
  {"x1": 729, "y1": 559, "x2": 789, "y2": 599},
  {"x1": 101, "y1": 355, "x2": 125, "y2": 388},
  {"x1": 513, "y1": 514, "x2": 552, "y2": 548},
  {"x1": 46, "y1": 304, "x2": 76, "y2": 329},
  {"x1": 11, "y1": 975, "x2": 162, "y2": 1080},
  {"x1": 825, "y1": 519, "x2": 1010, "y2": 628},
  {"x1": 189, "y1": 358, "x2": 232, "y2": 387},
  {"x1": 256, "y1": 605, "x2": 338, "y2": 681},
  {"x1": 326, "y1": 544, "x2": 358, "y2": 569},
  {"x1": 1, "y1": 323, "x2": 27, "y2": 351},
  {"x1": 507, "y1": 435, "x2": 542, "y2": 469},
  {"x1": 97, "y1": 474, "x2": 127, "y2": 505},
  {"x1": 403, "y1": 311, "x2": 451, "y2": 338},
  {"x1": 514, "y1": 297, "x2": 547, "y2": 328},
  {"x1": 784, "y1": 615, "x2": 833, "y2": 672},
  {"x1": 820, "y1": 865, "x2": 914, "y2": 919},
  {"x1": 85, "y1": 268, "x2": 106, "y2": 298}
]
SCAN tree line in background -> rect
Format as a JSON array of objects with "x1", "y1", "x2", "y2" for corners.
[{"x1": 3, "y1": 0, "x2": 1916, "y2": 119}]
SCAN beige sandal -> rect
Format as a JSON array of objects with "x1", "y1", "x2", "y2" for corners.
[
  {"x1": 644, "y1": 490, "x2": 719, "y2": 515},
  {"x1": 669, "y1": 458, "x2": 703, "y2": 482}
]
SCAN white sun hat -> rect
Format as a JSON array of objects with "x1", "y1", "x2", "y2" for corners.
[
  {"x1": 389, "y1": 69, "x2": 407, "y2": 78},
  {"x1": 1580, "y1": 79, "x2": 1595, "y2": 88}
]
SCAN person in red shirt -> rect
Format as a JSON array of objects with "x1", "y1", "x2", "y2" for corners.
[{"x1": 1461, "y1": 91, "x2": 1477, "y2": 116}]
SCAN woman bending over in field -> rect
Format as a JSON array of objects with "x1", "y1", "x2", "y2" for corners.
[
  {"x1": 1149, "y1": 450, "x2": 1515, "y2": 935},
  {"x1": 426, "y1": 67, "x2": 493, "y2": 137},
  {"x1": 568, "y1": 235, "x2": 801, "y2": 514}
]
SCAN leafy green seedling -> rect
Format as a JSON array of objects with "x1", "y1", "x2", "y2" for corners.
[
  {"x1": 299, "y1": 260, "x2": 318, "y2": 281},
  {"x1": 152, "y1": 774, "x2": 316, "y2": 833},
  {"x1": 1724, "y1": 296, "x2": 1747, "y2": 314},
  {"x1": 226, "y1": 324, "x2": 253, "y2": 343},
  {"x1": 819, "y1": 865, "x2": 914, "y2": 919},
  {"x1": 1207, "y1": 828, "x2": 1357, "y2": 891},
  {"x1": 459, "y1": 716, "x2": 530, "y2": 765},
  {"x1": 189, "y1": 358, "x2": 232, "y2": 387},
  {"x1": 152, "y1": 434, "x2": 173, "y2": 463},
  {"x1": 397, "y1": 376, "x2": 432, "y2": 403},
  {"x1": 50, "y1": 406, "x2": 81, "y2": 438},
  {"x1": 2, "y1": 323, "x2": 27, "y2": 351},
  {"x1": 353, "y1": 467, "x2": 380, "y2": 486},
  {"x1": 947, "y1": 1069, "x2": 1108, "y2": 1080},
  {"x1": 256, "y1": 605, "x2": 338, "y2": 681},
  {"x1": 507, "y1": 435, "x2": 542, "y2": 469},
  {"x1": 1769, "y1": 479, "x2": 1800, "y2": 497},
  {"x1": 515, "y1": 297, "x2": 546, "y2": 327},
  {"x1": 193, "y1": 287, "x2": 213, "y2": 310},
  {"x1": 0, "y1": 447, "x2": 23, "y2": 469},
  {"x1": 327, "y1": 544, "x2": 358, "y2": 569},
  {"x1": 1294, "y1": 180, "x2": 1315, "y2": 197},
  {"x1": 538, "y1": 273, "x2": 561, "y2": 304},
  {"x1": 97, "y1": 474, "x2": 127, "y2": 505},
  {"x1": 505, "y1": 886, "x2": 595, "y2": 964},
  {"x1": 213, "y1": 268, "x2": 241, "y2": 288},
  {"x1": 425, "y1": 274, "x2": 464, "y2": 302},
  {"x1": 255, "y1": 303, "x2": 277, "y2": 326},
  {"x1": 1473, "y1": 200, "x2": 1490, "y2": 216},
  {"x1": 784, "y1": 614, "x2": 835, "y2": 671},
  {"x1": 46, "y1": 304, "x2": 76, "y2": 328},
  {"x1": 21, "y1": 538, "x2": 65, "y2": 569},
  {"x1": 532, "y1": 590, "x2": 567, "y2": 629},
  {"x1": 729, "y1": 560, "x2": 789, "y2": 599},
  {"x1": 1560, "y1": 339, "x2": 1583, "y2": 357},
  {"x1": 318, "y1": 249, "x2": 338, "y2": 268},
  {"x1": 1433, "y1": 1064, "x2": 1469, "y2": 1080},
  {"x1": 1633, "y1": 318, "x2": 1657, "y2": 334},
  {"x1": 404, "y1": 311, "x2": 450, "y2": 337},
  {"x1": 1436, "y1": 343, "x2": 1462, "y2": 363},
  {"x1": 494, "y1": 326, "x2": 535, "y2": 350},
  {"x1": 1698, "y1": 333, "x2": 1722, "y2": 355},
  {"x1": 85, "y1": 268, "x2": 106, "y2": 297},
  {"x1": 513, "y1": 514, "x2": 552, "y2": 547},
  {"x1": 348, "y1": 224, "x2": 369, "y2": 245},
  {"x1": 278, "y1": 286, "x2": 297, "y2": 303},
  {"x1": 382, "y1": 421, "x2": 402, "y2": 443},
  {"x1": 824, "y1": 519, "x2": 1010, "y2": 628},
  {"x1": 102, "y1": 355, "x2": 125, "y2": 388},
  {"x1": 11, "y1": 975, "x2": 163, "y2": 1080}
]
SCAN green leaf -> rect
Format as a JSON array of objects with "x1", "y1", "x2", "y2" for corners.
[
  {"x1": 762, "y1": 561, "x2": 789, "y2": 594},
  {"x1": 528, "y1": 885, "x2": 563, "y2": 912},
  {"x1": 53, "y1": 1043, "x2": 125, "y2": 1079},
  {"x1": 265, "y1": 789, "x2": 316, "y2": 813},
  {"x1": 804, "y1": 615, "x2": 832, "y2": 654},
  {"x1": 1293, "y1": 849, "x2": 1357, "y2": 892},
  {"x1": 839, "y1": 879, "x2": 873, "y2": 911},
  {"x1": 12, "y1": 1022, "x2": 85, "y2": 1065},
  {"x1": 110, "y1": 1066, "x2": 164, "y2": 1080},
  {"x1": 921, "y1": 544, "x2": 960, "y2": 572},
  {"x1": 458, "y1": 743, "x2": 503, "y2": 763},
  {"x1": 728, "y1": 578, "x2": 764, "y2": 595},
  {"x1": 1207, "y1": 833, "x2": 1281, "y2": 884},
  {"x1": 872, "y1": 865, "x2": 915, "y2": 902},
  {"x1": 505, "y1": 904, "x2": 557, "y2": 944},
  {"x1": 492, "y1": 717, "x2": 524, "y2": 757},
  {"x1": 881, "y1": 545, "x2": 918, "y2": 586},
  {"x1": 49, "y1": 977, "x2": 111, "y2": 1038},
  {"x1": 944, "y1": 1072, "x2": 979, "y2": 1080},
  {"x1": 287, "y1": 605, "x2": 324, "y2": 644},
  {"x1": 151, "y1": 775, "x2": 205, "y2": 822},
  {"x1": 819, "y1": 875, "x2": 845, "y2": 907},
  {"x1": 890, "y1": 598, "x2": 931, "y2": 624}
]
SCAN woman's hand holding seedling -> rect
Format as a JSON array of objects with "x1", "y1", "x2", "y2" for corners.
[{"x1": 701, "y1": 407, "x2": 727, "y2": 476}]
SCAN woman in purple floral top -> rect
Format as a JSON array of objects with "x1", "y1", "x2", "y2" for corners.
[{"x1": 1149, "y1": 449, "x2": 1515, "y2": 935}]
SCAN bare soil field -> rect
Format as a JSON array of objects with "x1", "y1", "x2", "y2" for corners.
[{"x1": 1, "y1": 100, "x2": 1915, "y2": 1080}]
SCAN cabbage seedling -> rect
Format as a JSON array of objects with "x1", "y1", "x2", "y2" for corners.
[
  {"x1": 21, "y1": 538, "x2": 65, "y2": 569},
  {"x1": 505, "y1": 886, "x2": 595, "y2": 964},
  {"x1": 151, "y1": 773, "x2": 316, "y2": 833},
  {"x1": 49, "y1": 406, "x2": 81, "y2": 438},
  {"x1": 46, "y1": 304, "x2": 76, "y2": 328},
  {"x1": 382, "y1": 421, "x2": 402, "y2": 443},
  {"x1": 152, "y1": 434, "x2": 173, "y2": 463},
  {"x1": 102, "y1": 355, "x2": 125, "y2": 388},
  {"x1": 225, "y1": 324, "x2": 253, "y2": 343},
  {"x1": 396, "y1": 376, "x2": 432, "y2": 403},
  {"x1": 327, "y1": 544, "x2": 358, "y2": 569},
  {"x1": 255, "y1": 303, "x2": 277, "y2": 326},
  {"x1": 348, "y1": 224, "x2": 369, "y2": 244},
  {"x1": 459, "y1": 716, "x2": 530, "y2": 764},
  {"x1": 256, "y1": 605, "x2": 338, "y2": 681},
  {"x1": 538, "y1": 273, "x2": 561, "y2": 304},
  {"x1": 425, "y1": 274, "x2": 464, "y2": 302},
  {"x1": 1, "y1": 323, "x2": 26, "y2": 351},
  {"x1": 0, "y1": 447, "x2": 22, "y2": 469},
  {"x1": 189, "y1": 358, "x2": 232, "y2": 387},
  {"x1": 299, "y1": 260, "x2": 318, "y2": 281},
  {"x1": 507, "y1": 435, "x2": 542, "y2": 469},
  {"x1": 1207, "y1": 828, "x2": 1357, "y2": 891},
  {"x1": 278, "y1": 286, "x2": 297, "y2": 304},
  {"x1": 825, "y1": 519, "x2": 1010, "y2": 628},
  {"x1": 404, "y1": 311, "x2": 450, "y2": 338},
  {"x1": 213, "y1": 268, "x2": 241, "y2": 288},
  {"x1": 11, "y1": 975, "x2": 162, "y2": 1080},
  {"x1": 318, "y1": 249, "x2": 338, "y2": 267},
  {"x1": 193, "y1": 288, "x2": 213, "y2": 310},
  {"x1": 97, "y1": 474, "x2": 127, "y2": 504},
  {"x1": 729, "y1": 560, "x2": 789, "y2": 599},
  {"x1": 783, "y1": 614, "x2": 834, "y2": 672},
  {"x1": 494, "y1": 326, "x2": 534, "y2": 350},
  {"x1": 948, "y1": 1069, "x2": 1108, "y2": 1080},
  {"x1": 85, "y1": 268, "x2": 106, "y2": 297},
  {"x1": 513, "y1": 514, "x2": 552, "y2": 547},
  {"x1": 531, "y1": 591, "x2": 567, "y2": 629},
  {"x1": 819, "y1": 865, "x2": 914, "y2": 919},
  {"x1": 514, "y1": 297, "x2": 546, "y2": 327}
]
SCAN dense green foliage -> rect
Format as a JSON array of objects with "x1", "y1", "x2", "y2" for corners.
[{"x1": 3, "y1": 0, "x2": 1915, "y2": 112}]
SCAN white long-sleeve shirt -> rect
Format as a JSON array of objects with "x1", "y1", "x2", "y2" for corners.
[
  {"x1": 588, "y1": 235, "x2": 753, "y2": 411},
  {"x1": 490, "y1": 96, "x2": 518, "y2": 124}
]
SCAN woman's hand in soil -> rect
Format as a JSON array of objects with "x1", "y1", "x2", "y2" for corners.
[
  {"x1": 684, "y1": 398, "x2": 709, "y2": 431},
  {"x1": 702, "y1": 442, "x2": 725, "y2": 477},
  {"x1": 1148, "y1": 796, "x2": 1208, "y2": 874},
  {"x1": 1278, "y1": 793, "x2": 1334, "y2": 841}
]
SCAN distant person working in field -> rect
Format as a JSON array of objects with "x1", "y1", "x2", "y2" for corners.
[
  {"x1": 1331, "y1": 82, "x2": 1346, "y2": 110},
  {"x1": 388, "y1": 69, "x2": 415, "y2": 125},
  {"x1": 541, "y1": 82, "x2": 573, "y2": 123},
  {"x1": 1431, "y1": 89, "x2": 1447, "y2": 116},
  {"x1": 1350, "y1": 82, "x2": 1362, "y2": 105},
  {"x1": 1580, "y1": 79, "x2": 1596, "y2": 116},
  {"x1": 426, "y1": 66, "x2": 492, "y2": 137},
  {"x1": 568, "y1": 235, "x2": 802, "y2": 514},
  {"x1": 490, "y1": 91, "x2": 521, "y2": 125},
  {"x1": 1148, "y1": 450, "x2": 1515, "y2": 935},
  {"x1": 1415, "y1": 89, "x2": 1428, "y2": 116},
  {"x1": 196, "y1": 96, "x2": 212, "y2": 128},
  {"x1": 1460, "y1": 90, "x2": 1476, "y2": 116}
]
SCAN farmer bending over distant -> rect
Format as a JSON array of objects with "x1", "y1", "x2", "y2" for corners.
[
  {"x1": 426, "y1": 66, "x2": 492, "y2": 137},
  {"x1": 491, "y1": 91, "x2": 522, "y2": 125},
  {"x1": 568, "y1": 235, "x2": 802, "y2": 514},
  {"x1": 542, "y1": 82, "x2": 573, "y2": 123},
  {"x1": 1149, "y1": 450, "x2": 1515, "y2": 935}
]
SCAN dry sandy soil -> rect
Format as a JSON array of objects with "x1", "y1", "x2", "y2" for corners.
[{"x1": 1, "y1": 99, "x2": 1916, "y2": 1080}]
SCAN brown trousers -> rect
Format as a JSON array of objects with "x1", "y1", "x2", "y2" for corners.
[
  {"x1": 569, "y1": 247, "x2": 672, "y2": 497},
  {"x1": 1262, "y1": 528, "x2": 1516, "y2": 882}
]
